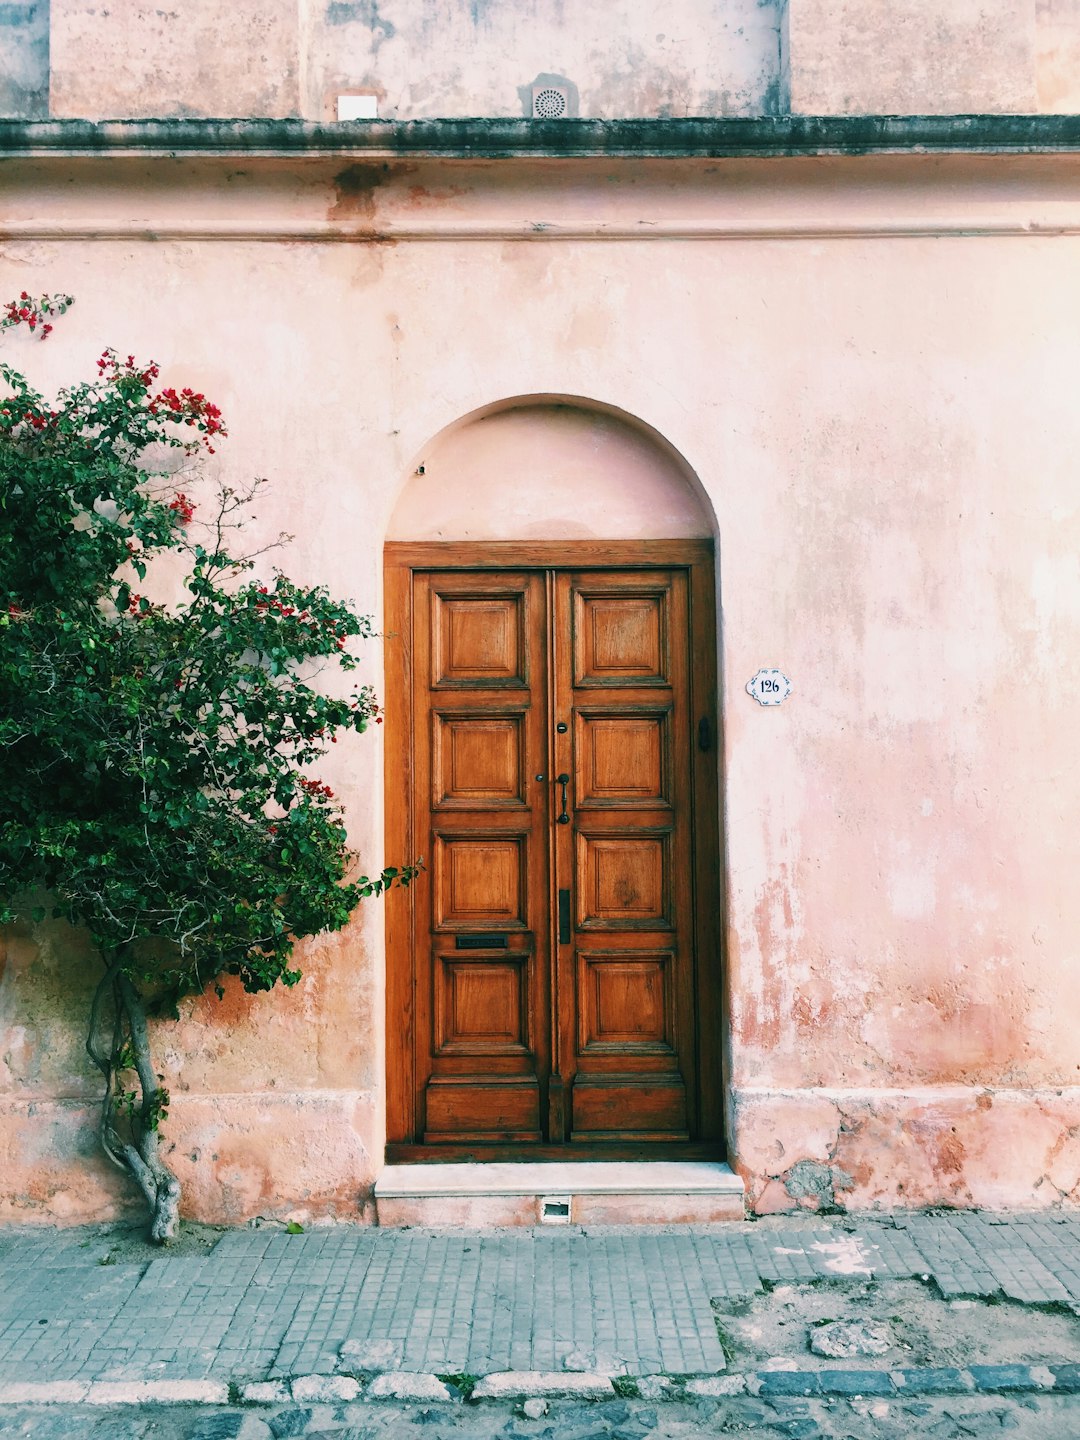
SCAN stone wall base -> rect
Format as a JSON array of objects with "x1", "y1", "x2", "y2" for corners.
[
  {"x1": 2, "y1": 1085, "x2": 1078, "y2": 1226},
  {"x1": 0, "y1": 1090, "x2": 379, "y2": 1226},
  {"x1": 732, "y1": 1086, "x2": 1080, "y2": 1214}
]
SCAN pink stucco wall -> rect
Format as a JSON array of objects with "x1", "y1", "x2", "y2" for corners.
[{"x1": 2, "y1": 149, "x2": 1079, "y2": 1220}]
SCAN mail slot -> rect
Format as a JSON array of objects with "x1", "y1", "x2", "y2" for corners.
[{"x1": 454, "y1": 934, "x2": 508, "y2": 950}]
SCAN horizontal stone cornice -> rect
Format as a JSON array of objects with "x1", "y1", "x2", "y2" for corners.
[
  {"x1": 6, "y1": 128, "x2": 1080, "y2": 242},
  {"x1": 4, "y1": 114, "x2": 1080, "y2": 159}
]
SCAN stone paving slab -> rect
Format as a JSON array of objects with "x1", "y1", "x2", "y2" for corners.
[
  {"x1": 4, "y1": 1361, "x2": 1080, "y2": 1405},
  {"x1": 0, "y1": 1392, "x2": 1077, "y2": 1440},
  {"x1": 0, "y1": 1212, "x2": 1076, "y2": 1394}
]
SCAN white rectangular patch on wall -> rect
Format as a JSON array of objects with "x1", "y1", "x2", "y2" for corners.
[{"x1": 337, "y1": 95, "x2": 379, "y2": 121}]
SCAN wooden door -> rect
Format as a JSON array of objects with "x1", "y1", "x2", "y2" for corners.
[
  {"x1": 410, "y1": 568, "x2": 550, "y2": 1143},
  {"x1": 385, "y1": 541, "x2": 723, "y2": 1160}
]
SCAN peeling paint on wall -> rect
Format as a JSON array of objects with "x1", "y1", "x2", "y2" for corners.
[
  {"x1": 736, "y1": 1087, "x2": 1080, "y2": 1215},
  {"x1": 303, "y1": 0, "x2": 786, "y2": 120},
  {"x1": 0, "y1": 0, "x2": 48, "y2": 118}
]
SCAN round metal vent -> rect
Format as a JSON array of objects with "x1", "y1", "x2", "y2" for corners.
[{"x1": 533, "y1": 86, "x2": 569, "y2": 119}]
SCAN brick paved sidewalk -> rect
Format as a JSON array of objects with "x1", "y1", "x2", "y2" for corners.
[{"x1": 0, "y1": 1211, "x2": 1077, "y2": 1396}]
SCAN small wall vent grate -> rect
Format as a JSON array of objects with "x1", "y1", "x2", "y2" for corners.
[
  {"x1": 540, "y1": 1194, "x2": 572, "y2": 1224},
  {"x1": 532, "y1": 86, "x2": 569, "y2": 119}
]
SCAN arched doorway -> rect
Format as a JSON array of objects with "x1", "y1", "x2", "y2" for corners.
[{"x1": 383, "y1": 400, "x2": 725, "y2": 1161}]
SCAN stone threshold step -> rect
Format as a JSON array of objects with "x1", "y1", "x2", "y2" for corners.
[{"x1": 374, "y1": 1161, "x2": 745, "y2": 1226}]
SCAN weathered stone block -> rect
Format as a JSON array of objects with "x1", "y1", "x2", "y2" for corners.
[
  {"x1": 0, "y1": 0, "x2": 48, "y2": 118},
  {"x1": 817, "y1": 1369, "x2": 895, "y2": 1396},
  {"x1": 788, "y1": 0, "x2": 1037, "y2": 115},
  {"x1": 755, "y1": 1371, "x2": 822, "y2": 1397},
  {"x1": 809, "y1": 1321, "x2": 893, "y2": 1358},
  {"x1": 290, "y1": 1375, "x2": 362, "y2": 1403},
  {"x1": 365, "y1": 1373, "x2": 452, "y2": 1402},
  {"x1": 892, "y1": 1367, "x2": 974, "y2": 1395},
  {"x1": 472, "y1": 1372, "x2": 615, "y2": 1401},
  {"x1": 968, "y1": 1364, "x2": 1044, "y2": 1393},
  {"x1": 50, "y1": 0, "x2": 301, "y2": 119}
]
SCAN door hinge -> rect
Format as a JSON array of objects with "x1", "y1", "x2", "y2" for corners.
[{"x1": 698, "y1": 715, "x2": 712, "y2": 752}]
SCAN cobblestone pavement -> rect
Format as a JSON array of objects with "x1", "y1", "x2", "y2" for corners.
[
  {"x1": 0, "y1": 1393, "x2": 1076, "y2": 1440},
  {"x1": 0, "y1": 1210, "x2": 1077, "y2": 1439},
  {"x1": 1, "y1": 1212, "x2": 1078, "y2": 1385}
]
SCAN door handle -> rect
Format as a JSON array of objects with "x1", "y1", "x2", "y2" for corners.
[{"x1": 555, "y1": 773, "x2": 570, "y2": 825}]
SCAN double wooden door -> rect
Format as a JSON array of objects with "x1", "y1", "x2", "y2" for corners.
[{"x1": 385, "y1": 542, "x2": 722, "y2": 1160}]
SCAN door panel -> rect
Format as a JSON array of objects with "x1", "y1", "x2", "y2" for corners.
[
  {"x1": 575, "y1": 831, "x2": 672, "y2": 928},
  {"x1": 434, "y1": 955, "x2": 531, "y2": 1052},
  {"x1": 433, "y1": 710, "x2": 527, "y2": 808},
  {"x1": 573, "y1": 584, "x2": 671, "y2": 687},
  {"x1": 555, "y1": 570, "x2": 695, "y2": 1144},
  {"x1": 432, "y1": 590, "x2": 529, "y2": 687},
  {"x1": 413, "y1": 571, "x2": 549, "y2": 1144},
  {"x1": 432, "y1": 832, "x2": 529, "y2": 929},
  {"x1": 389, "y1": 547, "x2": 720, "y2": 1158},
  {"x1": 423, "y1": 1075, "x2": 541, "y2": 1143},
  {"x1": 576, "y1": 950, "x2": 675, "y2": 1052},
  {"x1": 575, "y1": 707, "x2": 672, "y2": 808}
]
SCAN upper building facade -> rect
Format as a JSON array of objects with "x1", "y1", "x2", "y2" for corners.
[{"x1": 5, "y1": 0, "x2": 1080, "y2": 123}]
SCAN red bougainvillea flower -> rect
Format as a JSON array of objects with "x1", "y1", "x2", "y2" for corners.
[
  {"x1": 298, "y1": 777, "x2": 335, "y2": 801},
  {"x1": 1, "y1": 292, "x2": 73, "y2": 340},
  {"x1": 168, "y1": 493, "x2": 195, "y2": 524}
]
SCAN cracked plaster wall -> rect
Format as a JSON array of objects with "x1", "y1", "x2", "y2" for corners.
[{"x1": 734, "y1": 1089, "x2": 1080, "y2": 1215}]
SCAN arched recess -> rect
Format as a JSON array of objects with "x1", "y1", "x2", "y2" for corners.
[
  {"x1": 386, "y1": 395, "x2": 715, "y2": 541},
  {"x1": 383, "y1": 397, "x2": 727, "y2": 1162}
]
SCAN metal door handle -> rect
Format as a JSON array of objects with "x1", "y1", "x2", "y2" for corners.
[
  {"x1": 558, "y1": 888, "x2": 571, "y2": 944},
  {"x1": 555, "y1": 773, "x2": 570, "y2": 824}
]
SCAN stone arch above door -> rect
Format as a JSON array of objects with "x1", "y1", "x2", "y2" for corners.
[{"x1": 386, "y1": 397, "x2": 714, "y2": 542}]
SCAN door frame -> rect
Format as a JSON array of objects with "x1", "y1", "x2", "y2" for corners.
[{"x1": 383, "y1": 539, "x2": 727, "y2": 1161}]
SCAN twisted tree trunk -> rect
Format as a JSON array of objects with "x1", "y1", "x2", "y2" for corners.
[{"x1": 86, "y1": 955, "x2": 181, "y2": 1243}]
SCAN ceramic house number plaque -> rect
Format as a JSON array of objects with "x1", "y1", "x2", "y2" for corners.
[{"x1": 746, "y1": 668, "x2": 792, "y2": 706}]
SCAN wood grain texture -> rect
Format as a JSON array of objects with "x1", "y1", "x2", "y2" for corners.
[
  {"x1": 555, "y1": 568, "x2": 694, "y2": 1142},
  {"x1": 386, "y1": 540, "x2": 713, "y2": 571},
  {"x1": 415, "y1": 571, "x2": 549, "y2": 1143},
  {"x1": 384, "y1": 541, "x2": 724, "y2": 1159},
  {"x1": 384, "y1": 560, "x2": 416, "y2": 1145}
]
